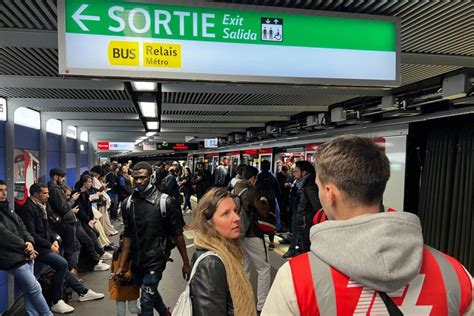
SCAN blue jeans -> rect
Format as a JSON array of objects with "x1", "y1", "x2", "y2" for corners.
[
  {"x1": 10, "y1": 262, "x2": 53, "y2": 316},
  {"x1": 140, "y1": 271, "x2": 167, "y2": 316},
  {"x1": 36, "y1": 252, "x2": 68, "y2": 303},
  {"x1": 65, "y1": 270, "x2": 88, "y2": 295}
]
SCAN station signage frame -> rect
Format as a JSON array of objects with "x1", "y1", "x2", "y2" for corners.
[
  {"x1": 97, "y1": 141, "x2": 135, "y2": 151},
  {"x1": 58, "y1": 0, "x2": 400, "y2": 87}
]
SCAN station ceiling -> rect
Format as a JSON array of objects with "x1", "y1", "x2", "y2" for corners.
[{"x1": 1, "y1": 0, "x2": 473, "y2": 156}]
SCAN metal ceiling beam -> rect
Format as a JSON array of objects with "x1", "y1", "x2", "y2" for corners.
[
  {"x1": 160, "y1": 128, "x2": 245, "y2": 134},
  {"x1": 62, "y1": 120, "x2": 142, "y2": 127},
  {"x1": 401, "y1": 53, "x2": 474, "y2": 67},
  {"x1": 8, "y1": 98, "x2": 133, "y2": 108},
  {"x1": 0, "y1": 29, "x2": 57, "y2": 49},
  {"x1": 78, "y1": 126, "x2": 145, "y2": 132},
  {"x1": 162, "y1": 82, "x2": 387, "y2": 96},
  {"x1": 46, "y1": 112, "x2": 138, "y2": 120},
  {"x1": 0, "y1": 76, "x2": 125, "y2": 91},
  {"x1": 161, "y1": 115, "x2": 290, "y2": 122},
  {"x1": 90, "y1": 131, "x2": 231, "y2": 138},
  {"x1": 161, "y1": 122, "x2": 264, "y2": 128},
  {"x1": 163, "y1": 103, "x2": 328, "y2": 112}
]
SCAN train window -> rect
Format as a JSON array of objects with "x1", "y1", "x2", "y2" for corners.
[
  {"x1": 46, "y1": 119, "x2": 62, "y2": 135},
  {"x1": 67, "y1": 126, "x2": 77, "y2": 139},
  {"x1": 80, "y1": 131, "x2": 89, "y2": 142},
  {"x1": 14, "y1": 107, "x2": 40, "y2": 129}
]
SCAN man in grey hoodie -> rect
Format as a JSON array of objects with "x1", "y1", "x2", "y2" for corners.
[{"x1": 263, "y1": 135, "x2": 473, "y2": 315}]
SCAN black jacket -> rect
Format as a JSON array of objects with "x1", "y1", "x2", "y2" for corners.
[
  {"x1": 296, "y1": 175, "x2": 322, "y2": 231},
  {"x1": 16, "y1": 198, "x2": 59, "y2": 255},
  {"x1": 122, "y1": 187, "x2": 183, "y2": 274},
  {"x1": 48, "y1": 181, "x2": 75, "y2": 225},
  {"x1": 191, "y1": 169, "x2": 212, "y2": 198},
  {"x1": 178, "y1": 175, "x2": 192, "y2": 195},
  {"x1": 75, "y1": 191, "x2": 94, "y2": 224},
  {"x1": 190, "y1": 249, "x2": 233, "y2": 316},
  {"x1": 0, "y1": 201, "x2": 34, "y2": 270}
]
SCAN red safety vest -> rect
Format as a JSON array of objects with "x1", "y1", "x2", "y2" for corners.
[{"x1": 289, "y1": 247, "x2": 472, "y2": 315}]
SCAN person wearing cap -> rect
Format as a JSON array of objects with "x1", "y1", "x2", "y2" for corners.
[
  {"x1": 262, "y1": 135, "x2": 473, "y2": 315},
  {"x1": 48, "y1": 168, "x2": 81, "y2": 269}
]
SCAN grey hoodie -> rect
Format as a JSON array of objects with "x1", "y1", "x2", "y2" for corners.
[{"x1": 310, "y1": 211, "x2": 424, "y2": 293}]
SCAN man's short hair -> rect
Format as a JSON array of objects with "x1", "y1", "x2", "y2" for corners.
[
  {"x1": 260, "y1": 160, "x2": 271, "y2": 171},
  {"x1": 281, "y1": 165, "x2": 289, "y2": 172},
  {"x1": 50, "y1": 168, "x2": 67, "y2": 178},
  {"x1": 133, "y1": 161, "x2": 153, "y2": 176},
  {"x1": 30, "y1": 183, "x2": 48, "y2": 196},
  {"x1": 243, "y1": 165, "x2": 258, "y2": 180},
  {"x1": 0, "y1": 180, "x2": 6, "y2": 186},
  {"x1": 315, "y1": 135, "x2": 390, "y2": 206}
]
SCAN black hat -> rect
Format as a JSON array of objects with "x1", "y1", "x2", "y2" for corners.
[{"x1": 50, "y1": 168, "x2": 67, "y2": 177}]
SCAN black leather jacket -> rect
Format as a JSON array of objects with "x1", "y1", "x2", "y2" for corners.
[
  {"x1": 190, "y1": 249, "x2": 233, "y2": 316},
  {"x1": 296, "y1": 175, "x2": 322, "y2": 231},
  {"x1": 122, "y1": 187, "x2": 183, "y2": 274}
]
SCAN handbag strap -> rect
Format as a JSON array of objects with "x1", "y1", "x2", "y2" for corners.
[
  {"x1": 378, "y1": 291, "x2": 404, "y2": 316},
  {"x1": 188, "y1": 251, "x2": 222, "y2": 283}
]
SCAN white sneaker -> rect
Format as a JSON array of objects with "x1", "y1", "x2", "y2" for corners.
[
  {"x1": 51, "y1": 299, "x2": 74, "y2": 314},
  {"x1": 100, "y1": 252, "x2": 113, "y2": 260},
  {"x1": 78, "y1": 289, "x2": 105, "y2": 302},
  {"x1": 93, "y1": 261, "x2": 110, "y2": 271}
]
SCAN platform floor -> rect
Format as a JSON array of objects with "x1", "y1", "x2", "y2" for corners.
[{"x1": 55, "y1": 198, "x2": 290, "y2": 316}]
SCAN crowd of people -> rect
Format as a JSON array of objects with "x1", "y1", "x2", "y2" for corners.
[{"x1": 0, "y1": 135, "x2": 472, "y2": 315}]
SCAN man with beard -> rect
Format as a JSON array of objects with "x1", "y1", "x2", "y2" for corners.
[
  {"x1": 48, "y1": 168, "x2": 80, "y2": 269},
  {"x1": 117, "y1": 161, "x2": 191, "y2": 316}
]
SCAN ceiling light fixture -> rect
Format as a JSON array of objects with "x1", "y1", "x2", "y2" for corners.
[
  {"x1": 147, "y1": 121, "x2": 159, "y2": 130},
  {"x1": 132, "y1": 81, "x2": 157, "y2": 91},
  {"x1": 146, "y1": 132, "x2": 157, "y2": 137},
  {"x1": 138, "y1": 101, "x2": 158, "y2": 118}
]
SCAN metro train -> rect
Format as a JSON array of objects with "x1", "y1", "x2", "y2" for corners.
[{"x1": 188, "y1": 126, "x2": 408, "y2": 212}]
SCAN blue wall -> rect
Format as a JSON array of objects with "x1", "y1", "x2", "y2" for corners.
[
  {"x1": 0, "y1": 270, "x2": 7, "y2": 314},
  {"x1": 47, "y1": 133, "x2": 61, "y2": 181},
  {"x1": 0, "y1": 121, "x2": 5, "y2": 181},
  {"x1": 15, "y1": 124, "x2": 40, "y2": 151},
  {"x1": 0, "y1": 122, "x2": 5, "y2": 314},
  {"x1": 66, "y1": 137, "x2": 77, "y2": 187}
]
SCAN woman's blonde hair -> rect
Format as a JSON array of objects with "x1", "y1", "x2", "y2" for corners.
[{"x1": 193, "y1": 187, "x2": 240, "y2": 244}]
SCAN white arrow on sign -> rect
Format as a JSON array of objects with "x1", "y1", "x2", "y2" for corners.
[{"x1": 72, "y1": 4, "x2": 100, "y2": 31}]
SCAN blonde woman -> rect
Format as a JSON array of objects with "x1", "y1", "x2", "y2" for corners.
[{"x1": 191, "y1": 187, "x2": 256, "y2": 316}]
